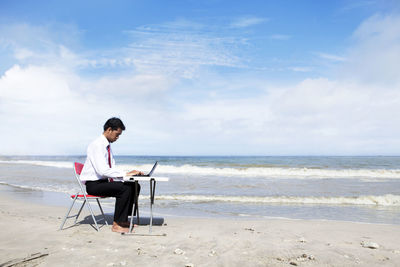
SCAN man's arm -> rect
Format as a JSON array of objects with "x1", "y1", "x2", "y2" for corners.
[{"x1": 126, "y1": 170, "x2": 144, "y2": 176}]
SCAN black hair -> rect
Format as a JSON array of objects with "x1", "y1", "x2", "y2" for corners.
[{"x1": 103, "y1": 117, "x2": 126, "y2": 131}]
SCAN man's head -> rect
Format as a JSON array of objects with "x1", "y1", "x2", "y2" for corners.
[{"x1": 103, "y1": 117, "x2": 126, "y2": 143}]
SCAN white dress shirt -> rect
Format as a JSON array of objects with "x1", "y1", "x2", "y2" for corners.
[{"x1": 80, "y1": 135, "x2": 125, "y2": 182}]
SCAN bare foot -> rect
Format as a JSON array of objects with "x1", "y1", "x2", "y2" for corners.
[
  {"x1": 111, "y1": 222, "x2": 130, "y2": 233},
  {"x1": 119, "y1": 222, "x2": 138, "y2": 228}
]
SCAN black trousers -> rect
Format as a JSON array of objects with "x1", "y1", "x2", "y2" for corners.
[{"x1": 86, "y1": 180, "x2": 141, "y2": 223}]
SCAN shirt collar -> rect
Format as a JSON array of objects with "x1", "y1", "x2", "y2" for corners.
[{"x1": 100, "y1": 134, "x2": 110, "y2": 147}]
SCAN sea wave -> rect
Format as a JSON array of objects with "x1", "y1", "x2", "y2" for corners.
[
  {"x1": 156, "y1": 194, "x2": 400, "y2": 206},
  {"x1": 0, "y1": 181, "x2": 74, "y2": 194},
  {"x1": 121, "y1": 163, "x2": 400, "y2": 179},
  {"x1": 0, "y1": 181, "x2": 150, "y2": 202},
  {"x1": 1, "y1": 180, "x2": 399, "y2": 207},
  {"x1": 1, "y1": 159, "x2": 400, "y2": 179},
  {"x1": 0, "y1": 160, "x2": 72, "y2": 169}
]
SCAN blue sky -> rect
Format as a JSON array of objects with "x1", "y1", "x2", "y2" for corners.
[{"x1": 0, "y1": 0, "x2": 400, "y2": 155}]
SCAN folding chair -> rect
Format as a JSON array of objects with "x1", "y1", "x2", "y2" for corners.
[{"x1": 59, "y1": 162, "x2": 108, "y2": 231}]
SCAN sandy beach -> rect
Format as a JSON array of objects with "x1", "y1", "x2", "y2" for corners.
[{"x1": 0, "y1": 188, "x2": 399, "y2": 267}]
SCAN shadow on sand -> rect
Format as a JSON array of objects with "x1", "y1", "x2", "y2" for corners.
[{"x1": 60, "y1": 213, "x2": 165, "y2": 231}]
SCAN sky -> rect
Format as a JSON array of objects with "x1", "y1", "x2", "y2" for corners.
[{"x1": 0, "y1": 0, "x2": 400, "y2": 156}]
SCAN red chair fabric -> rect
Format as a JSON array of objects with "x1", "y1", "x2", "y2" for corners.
[
  {"x1": 74, "y1": 162, "x2": 84, "y2": 175},
  {"x1": 71, "y1": 194, "x2": 106, "y2": 198}
]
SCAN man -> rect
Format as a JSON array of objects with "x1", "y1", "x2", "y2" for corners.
[{"x1": 80, "y1": 117, "x2": 143, "y2": 233}]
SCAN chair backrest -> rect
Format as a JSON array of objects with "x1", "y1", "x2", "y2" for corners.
[
  {"x1": 75, "y1": 162, "x2": 84, "y2": 175},
  {"x1": 74, "y1": 162, "x2": 87, "y2": 193}
]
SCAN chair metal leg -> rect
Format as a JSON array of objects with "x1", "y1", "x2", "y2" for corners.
[
  {"x1": 61, "y1": 196, "x2": 109, "y2": 231},
  {"x1": 85, "y1": 198, "x2": 100, "y2": 231},
  {"x1": 128, "y1": 181, "x2": 139, "y2": 233},
  {"x1": 135, "y1": 181, "x2": 139, "y2": 225},
  {"x1": 149, "y1": 179, "x2": 156, "y2": 234},
  {"x1": 74, "y1": 199, "x2": 86, "y2": 224},
  {"x1": 96, "y1": 198, "x2": 108, "y2": 225},
  {"x1": 133, "y1": 202, "x2": 138, "y2": 216},
  {"x1": 59, "y1": 196, "x2": 77, "y2": 230}
]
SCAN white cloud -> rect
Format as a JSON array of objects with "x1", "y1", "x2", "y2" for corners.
[
  {"x1": 230, "y1": 16, "x2": 268, "y2": 28},
  {"x1": 0, "y1": 65, "x2": 89, "y2": 154},
  {"x1": 289, "y1": 66, "x2": 312, "y2": 72},
  {"x1": 1, "y1": 22, "x2": 246, "y2": 79},
  {"x1": 269, "y1": 34, "x2": 291, "y2": 40},
  {"x1": 316, "y1": 52, "x2": 347, "y2": 62},
  {"x1": 0, "y1": 23, "x2": 82, "y2": 65},
  {"x1": 340, "y1": 0, "x2": 379, "y2": 12},
  {"x1": 170, "y1": 75, "x2": 400, "y2": 155},
  {"x1": 0, "y1": 63, "x2": 177, "y2": 155},
  {"x1": 124, "y1": 23, "x2": 244, "y2": 78},
  {"x1": 341, "y1": 14, "x2": 400, "y2": 85}
]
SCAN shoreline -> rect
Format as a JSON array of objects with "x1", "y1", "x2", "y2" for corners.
[{"x1": 1, "y1": 185, "x2": 400, "y2": 266}]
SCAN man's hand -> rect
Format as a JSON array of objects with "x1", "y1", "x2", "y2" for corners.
[{"x1": 126, "y1": 170, "x2": 144, "y2": 176}]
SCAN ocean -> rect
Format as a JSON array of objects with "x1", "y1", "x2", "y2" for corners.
[{"x1": 1, "y1": 155, "x2": 399, "y2": 224}]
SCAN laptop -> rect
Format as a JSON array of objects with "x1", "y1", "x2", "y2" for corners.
[{"x1": 131, "y1": 161, "x2": 158, "y2": 177}]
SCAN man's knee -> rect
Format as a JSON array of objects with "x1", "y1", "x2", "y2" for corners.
[{"x1": 120, "y1": 183, "x2": 132, "y2": 196}]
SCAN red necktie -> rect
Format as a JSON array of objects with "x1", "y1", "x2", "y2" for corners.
[
  {"x1": 107, "y1": 145, "x2": 112, "y2": 168},
  {"x1": 107, "y1": 145, "x2": 114, "y2": 182}
]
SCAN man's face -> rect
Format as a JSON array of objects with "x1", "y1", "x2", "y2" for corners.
[{"x1": 104, "y1": 127, "x2": 123, "y2": 143}]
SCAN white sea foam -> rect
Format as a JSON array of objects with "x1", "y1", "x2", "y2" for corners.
[
  {"x1": 155, "y1": 194, "x2": 400, "y2": 206},
  {"x1": 2, "y1": 159, "x2": 400, "y2": 179},
  {"x1": 0, "y1": 160, "x2": 72, "y2": 169},
  {"x1": 1, "y1": 179, "x2": 399, "y2": 207},
  {"x1": 119, "y1": 163, "x2": 400, "y2": 179},
  {"x1": 0, "y1": 181, "x2": 152, "y2": 202},
  {"x1": 0, "y1": 181, "x2": 74, "y2": 194}
]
